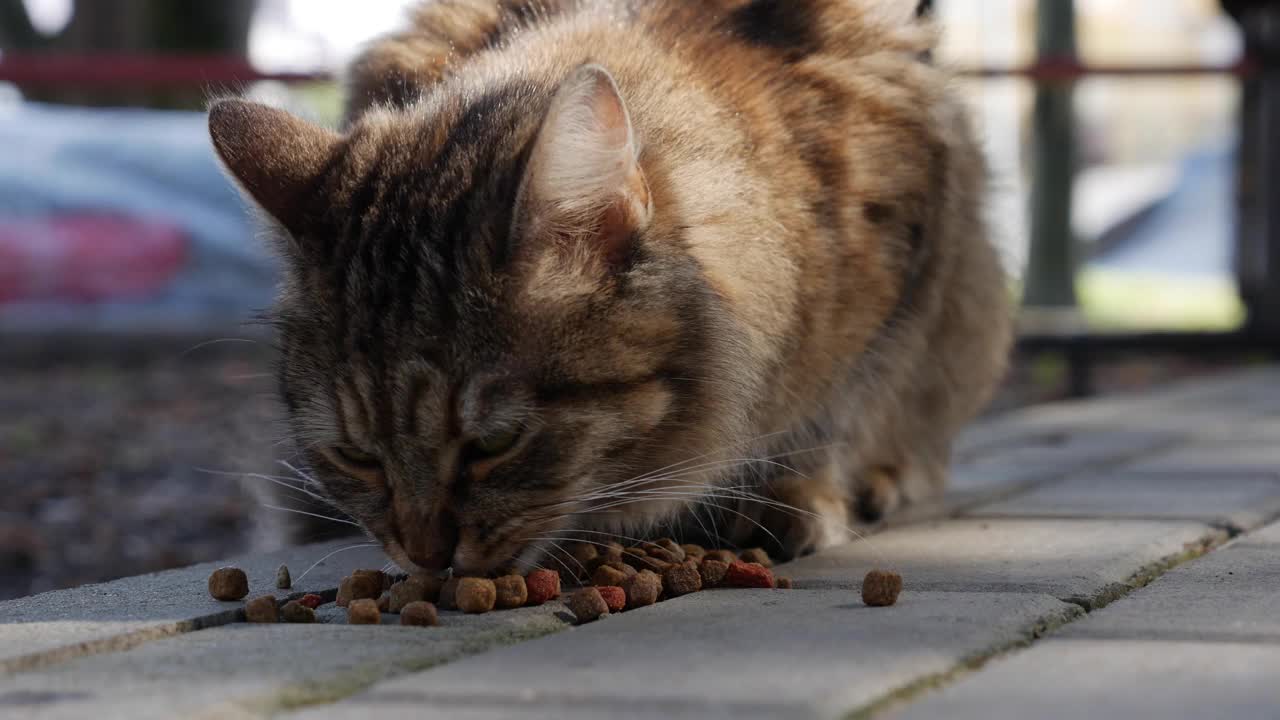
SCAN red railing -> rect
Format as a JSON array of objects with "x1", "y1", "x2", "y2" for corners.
[{"x1": 0, "y1": 53, "x2": 1258, "y2": 89}]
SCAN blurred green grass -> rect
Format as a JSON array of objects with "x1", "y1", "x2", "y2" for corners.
[{"x1": 1077, "y1": 268, "x2": 1245, "y2": 331}]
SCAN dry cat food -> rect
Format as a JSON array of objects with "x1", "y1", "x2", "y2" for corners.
[
  {"x1": 861, "y1": 569, "x2": 903, "y2": 607},
  {"x1": 347, "y1": 597, "x2": 381, "y2": 624},
  {"x1": 703, "y1": 549, "x2": 738, "y2": 565},
  {"x1": 525, "y1": 569, "x2": 561, "y2": 605},
  {"x1": 597, "y1": 585, "x2": 626, "y2": 613},
  {"x1": 337, "y1": 572, "x2": 382, "y2": 607},
  {"x1": 623, "y1": 569, "x2": 662, "y2": 609},
  {"x1": 275, "y1": 564, "x2": 292, "y2": 589},
  {"x1": 662, "y1": 563, "x2": 702, "y2": 597},
  {"x1": 725, "y1": 561, "x2": 775, "y2": 589},
  {"x1": 456, "y1": 577, "x2": 497, "y2": 614},
  {"x1": 208, "y1": 567, "x2": 249, "y2": 601},
  {"x1": 244, "y1": 595, "x2": 279, "y2": 623},
  {"x1": 280, "y1": 600, "x2": 317, "y2": 623},
  {"x1": 388, "y1": 578, "x2": 429, "y2": 613},
  {"x1": 437, "y1": 576, "x2": 461, "y2": 610},
  {"x1": 698, "y1": 558, "x2": 730, "y2": 588},
  {"x1": 399, "y1": 601, "x2": 439, "y2": 627},
  {"x1": 591, "y1": 563, "x2": 629, "y2": 588},
  {"x1": 494, "y1": 575, "x2": 528, "y2": 609},
  {"x1": 568, "y1": 587, "x2": 610, "y2": 624},
  {"x1": 217, "y1": 538, "x2": 898, "y2": 630}
]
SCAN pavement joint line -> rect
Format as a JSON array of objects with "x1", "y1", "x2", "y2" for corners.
[
  {"x1": 238, "y1": 615, "x2": 570, "y2": 717},
  {"x1": 842, "y1": 523, "x2": 1235, "y2": 719},
  {"x1": 0, "y1": 588, "x2": 340, "y2": 676},
  {"x1": 943, "y1": 432, "x2": 1188, "y2": 519}
]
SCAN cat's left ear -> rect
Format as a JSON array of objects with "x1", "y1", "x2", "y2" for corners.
[{"x1": 514, "y1": 64, "x2": 652, "y2": 271}]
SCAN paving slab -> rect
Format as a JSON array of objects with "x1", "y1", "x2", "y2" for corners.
[
  {"x1": 288, "y1": 589, "x2": 1081, "y2": 720},
  {"x1": 0, "y1": 605, "x2": 570, "y2": 720},
  {"x1": 892, "y1": 638, "x2": 1280, "y2": 720},
  {"x1": 1053, "y1": 523, "x2": 1280, "y2": 643},
  {"x1": 0, "y1": 540, "x2": 390, "y2": 673},
  {"x1": 781, "y1": 518, "x2": 1222, "y2": 608},
  {"x1": 967, "y1": 471, "x2": 1280, "y2": 530},
  {"x1": 1124, "y1": 440, "x2": 1280, "y2": 475}
]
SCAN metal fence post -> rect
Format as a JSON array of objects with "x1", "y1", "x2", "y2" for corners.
[{"x1": 1024, "y1": 0, "x2": 1079, "y2": 311}]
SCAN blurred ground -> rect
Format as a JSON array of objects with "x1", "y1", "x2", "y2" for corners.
[{"x1": 0, "y1": 341, "x2": 1256, "y2": 601}]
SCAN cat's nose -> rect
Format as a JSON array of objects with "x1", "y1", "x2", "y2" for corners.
[{"x1": 401, "y1": 509, "x2": 459, "y2": 573}]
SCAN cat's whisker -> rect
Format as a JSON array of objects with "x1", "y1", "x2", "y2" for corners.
[
  {"x1": 293, "y1": 542, "x2": 380, "y2": 584},
  {"x1": 260, "y1": 503, "x2": 362, "y2": 528}
]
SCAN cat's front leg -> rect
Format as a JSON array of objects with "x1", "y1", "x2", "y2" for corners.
[{"x1": 725, "y1": 461, "x2": 853, "y2": 561}]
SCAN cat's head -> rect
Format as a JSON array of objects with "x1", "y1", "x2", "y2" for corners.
[{"x1": 210, "y1": 66, "x2": 726, "y2": 575}]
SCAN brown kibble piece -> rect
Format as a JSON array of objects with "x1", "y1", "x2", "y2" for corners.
[
  {"x1": 568, "y1": 587, "x2": 610, "y2": 624},
  {"x1": 352, "y1": 568, "x2": 385, "y2": 588},
  {"x1": 654, "y1": 538, "x2": 686, "y2": 562},
  {"x1": 336, "y1": 573, "x2": 382, "y2": 607},
  {"x1": 244, "y1": 595, "x2": 278, "y2": 623},
  {"x1": 623, "y1": 569, "x2": 662, "y2": 608},
  {"x1": 281, "y1": 600, "x2": 316, "y2": 623},
  {"x1": 592, "y1": 564, "x2": 629, "y2": 588},
  {"x1": 275, "y1": 564, "x2": 292, "y2": 589},
  {"x1": 417, "y1": 574, "x2": 445, "y2": 602},
  {"x1": 494, "y1": 575, "x2": 528, "y2": 609},
  {"x1": 388, "y1": 578, "x2": 427, "y2": 613},
  {"x1": 400, "y1": 601, "x2": 439, "y2": 627},
  {"x1": 525, "y1": 569, "x2": 561, "y2": 605},
  {"x1": 703, "y1": 549, "x2": 738, "y2": 564},
  {"x1": 681, "y1": 544, "x2": 706, "y2": 560},
  {"x1": 776, "y1": 576, "x2": 794, "y2": 589},
  {"x1": 437, "y1": 576, "x2": 461, "y2": 610},
  {"x1": 569, "y1": 543, "x2": 599, "y2": 573},
  {"x1": 699, "y1": 558, "x2": 730, "y2": 588},
  {"x1": 663, "y1": 563, "x2": 703, "y2": 597},
  {"x1": 377, "y1": 592, "x2": 391, "y2": 612},
  {"x1": 597, "y1": 586, "x2": 626, "y2": 612},
  {"x1": 208, "y1": 567, "x2": 249, "y2": 601},
  {"x1": 456, "y1": 577, "x2": 497, "y2": 614},
  {"x1": 862, "y1": 569, "x2": 903, "y2": 607},
  {"x1": 725, "y1": 561, "x2": 775, "y2": 589},
  {"x1": 739, "y1": 548, "x2": 773, "y2": 568},
  {"x1": 347, "y1": 598, "x2": 381, "y2": 624}
]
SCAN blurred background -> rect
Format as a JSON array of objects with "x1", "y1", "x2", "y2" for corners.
[{"x1": 1, "y1": 0, "x2": 1277, "y2": 600}]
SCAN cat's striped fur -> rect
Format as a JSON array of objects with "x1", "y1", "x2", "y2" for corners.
[{"x1": 211, "y1": 0, "x2": 1010, "y2": 575}]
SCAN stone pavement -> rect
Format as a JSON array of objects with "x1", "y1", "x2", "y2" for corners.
[{"x1": 3, "y1": 367, "x2": 1280, "y2": 719}]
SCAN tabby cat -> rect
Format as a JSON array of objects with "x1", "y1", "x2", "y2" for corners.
[{"x1": 211, "y1": 0, "x2": 1010, "y2": 577}]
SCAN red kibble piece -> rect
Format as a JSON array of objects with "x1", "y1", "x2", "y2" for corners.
[
  {"x1": 597, "y1": 586, "x2": 626, "y2": 613},
  {"x1": 525, "y1": 569, "x2": 561, "y2": 605},
  {"x1": 725, "y1": 561, "x2": 775, "y2": 589},
  {"x1": 297, "y1": 593, "x2": 324, "y2": 610}
]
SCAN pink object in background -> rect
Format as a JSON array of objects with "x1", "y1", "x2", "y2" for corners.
[{"x1": 0, "y1": 214, "x2": 187, "y2": 303}]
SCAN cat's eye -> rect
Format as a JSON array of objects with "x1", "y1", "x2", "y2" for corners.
[
  {"x1": 468, "y1": 429, "x2": 522, "y2": 458},
  {"x1": 331, "y1": 444, "x2": 380, "y2": 469}
]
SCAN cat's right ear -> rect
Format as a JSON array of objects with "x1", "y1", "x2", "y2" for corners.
[{"x1": 208, "y1": 99, "x2": 342, "y2": 241}]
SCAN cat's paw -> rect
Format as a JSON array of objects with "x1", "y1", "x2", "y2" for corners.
[
  {"x1": 853, "y1": 466, "x2": 902, "y2": 524},
  {"x1": 756, "y1": 478, "x2": 852, "y2": 561}
]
